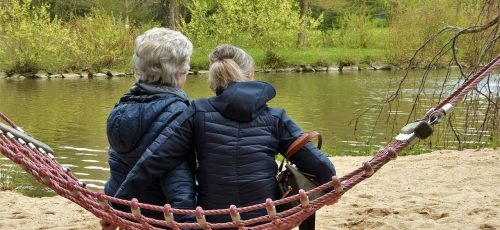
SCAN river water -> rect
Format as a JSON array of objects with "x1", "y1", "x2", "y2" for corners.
[{"x1": 0, "y1": 71, "x2": 498, "y2": 196}]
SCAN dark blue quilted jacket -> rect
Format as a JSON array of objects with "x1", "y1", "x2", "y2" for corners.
[
  {"x1": 104, "y1": 82, "x2": 196, "y2": 221},
  {"x1": 115, "y1": 81, "x2": 336, "y2": 223}
]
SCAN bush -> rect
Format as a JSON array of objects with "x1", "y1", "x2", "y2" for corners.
[
  {"x1": 263, "y1": 50, "x2": 287, "y2": 69},
  {"x1": 69, "y1": 8, "x2": 134, "y2": 71},
  {"x1": 0, "y1": 0, "x2": 79, "y2": 73},
  {"x1": 180, "y1": 0, "x2": 300, "y2": 50},
  {"x1": 0, "y1": 1, "x2": 135, "y2": 73},
  {"x1": 313, "y1": 58, "x2": 330, "y2": 67},
  {"x1": 339, "y1": 12, "x2": 375, "y2": 48}
]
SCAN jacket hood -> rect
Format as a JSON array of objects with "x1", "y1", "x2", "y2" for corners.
[
  {"x1": 125, "y1": 82, "x2": 189, "y2": 102},
  {"x1": 208, "y1": 81, "x2": 276, "y2": 122},
  {"x1": 107, "y1": 82, "x2": 189, "y2": 153}
]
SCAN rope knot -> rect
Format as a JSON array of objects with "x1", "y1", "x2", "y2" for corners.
[
  {"x1": 298, "y1": 189, "x2": 311, "y2": 209},
  {"x1": 362, "y1": 162, "x2": 374, "y2": 177},
  {"x1": 163, "y1": 204, "x2": 175, "y2": 225},
  {"x1": 331, "y1": 176, "x2": 343, "y2": 193},
  {"x1": 265, "y1": 199, "x2": 280, "y2": 225},
  {"x1": 196, "y1": 206, "x2": 209, "y2": 228},
  {"x1": 229, "y1": 205, "x2": 241, "y2": 226}
]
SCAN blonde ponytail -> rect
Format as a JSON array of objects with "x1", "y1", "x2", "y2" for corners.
[{"x1": 208, "y1": 59, "x2": 246, "y2": 90}]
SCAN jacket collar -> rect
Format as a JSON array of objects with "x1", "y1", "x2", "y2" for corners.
[{"x1": 130, "y1": 82, "x2": 189, "y2": 101}]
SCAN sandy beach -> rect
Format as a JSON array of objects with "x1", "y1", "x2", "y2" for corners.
[{"x1": 0, "y1": 148, "x2": 498, "y2": 230}]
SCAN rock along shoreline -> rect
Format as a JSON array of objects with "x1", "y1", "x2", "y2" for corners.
[{"x1": 0, "y1": 63, "x2": 404, "y2": 80}]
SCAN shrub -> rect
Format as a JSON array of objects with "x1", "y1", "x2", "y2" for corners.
[
  {"x1": 69, "y1": 8, "x2": 134, "y2": 71},
  {"x1": 0, "y1": 0, "x2": 79, "y2": 73},
  {"x1": 263, "y1": 50, "x2": 287, "y2": 69},
  {"x1": 313, "y1": 58, "x2": 330, "y2": 67},
  {"x1": 180, "y1": 0, "x2": 300, "y2": 50},
  {"x1": 0, "y1": 1, "x2": 134, "y2": 73},
  {"x1": 339, "y1": 12, "x2": 375, "y2": 48}
]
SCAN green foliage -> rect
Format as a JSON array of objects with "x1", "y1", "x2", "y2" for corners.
[
  {"x1": 384, "y1": 0, "x2": 492, "y2": 66},
  {"x1": 69, "y1": 8, "x2": 134, "y2": 71},
  {"x1": 0, "y1": 1, "x2": 134, "y2": 73},
  {"x1": 0, "y1": 0, "x2": 79, "y2": 73},
  {"x1": 180, "y1": 0, "x2": 216, "y2": 48},
  {"x1": 263, "y1": 50, "x2": 288, "y2": 69},
  {"x1": 0, "y1": 165, "x2": 16, "y2": 191},
  {"x1": 181, "y1": 0, "x2": 300, "y2": 50},
  {"x1": 339, "y1": 12, "x2": 375, "y2": 48},
  {"x1": 301, "y1": 11, "x2": 324, "y2": 48},
  {"x1": 0, "y1": 0, "x2": 493, "y2": 73},
  {"x1": 491, "y1": 133, "x2": 499, "y2": 149},
  {"x1": 31, "y1": 0, "x2": 94, "y2": 20}
]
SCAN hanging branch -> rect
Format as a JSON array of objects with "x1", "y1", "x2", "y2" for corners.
[{"x1": 351, "y1": 3, "x2": 499, "y2": 151}]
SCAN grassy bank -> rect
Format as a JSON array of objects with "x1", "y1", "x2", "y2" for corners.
[{"x1": 191, "y1": 47, "x2": 387, "y2": 71}]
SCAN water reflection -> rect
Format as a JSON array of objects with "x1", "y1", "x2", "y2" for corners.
[{"x1": 0, "y1": 71, "x2": 498, "y2": 196}]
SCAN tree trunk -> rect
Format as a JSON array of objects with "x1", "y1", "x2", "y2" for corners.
[
  {"x1": 164, "y1": 0, "x2": 177, "y2": 30},
  {"x1": 125, "y1": 0, "x2": 130, "y2": 29},
  {"x1": 298, "y1": 0, "x2": 308, "y2": 47}
]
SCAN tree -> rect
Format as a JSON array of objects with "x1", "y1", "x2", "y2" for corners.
[
  {"x1": 125, "y1": 0, "x2": 129, "y2": 29},
  {"x1": 298, "y1": 0, "x2": 308, "y2": 47},
  {"x1": 162, "y1": 0, "x2": 177, "y2": 29}
]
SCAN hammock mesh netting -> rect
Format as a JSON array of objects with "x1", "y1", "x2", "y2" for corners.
[{"x1": 0, "y1": 56, "x2": 499, "y2": 230}]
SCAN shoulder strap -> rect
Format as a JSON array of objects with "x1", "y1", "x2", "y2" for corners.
[
  {"x1": 285, "y1": 131, "x2": 322, "y2": 160},
  {"x1": 278, "y1": 131, "x2": 322, "y2": 171}
]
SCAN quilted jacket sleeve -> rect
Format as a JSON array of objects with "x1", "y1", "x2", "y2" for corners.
[{"x1": 114, "y1": 107, "x2": 196, "y2": 200}]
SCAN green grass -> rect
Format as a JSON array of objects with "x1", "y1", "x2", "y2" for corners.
[
  {"x1": 271, "y1": 47, "x2": 386, "y2": 66},
  {"x1": 191, "y1": 46, "x2": 387, "y2": 70},
  {"x1": 189, "y1": 27, "x2": 390, "y2": 70},
  {"x1": 0, "y1": 164, "x2": 16, "y2": 191}
]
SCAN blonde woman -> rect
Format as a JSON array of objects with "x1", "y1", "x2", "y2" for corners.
[{"x1": 116, "y1": 45, "x2": 335, "y2": 227}]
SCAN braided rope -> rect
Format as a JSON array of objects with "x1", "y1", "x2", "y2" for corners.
[{"x1": 0, "y1": 55, "x2": 498, "y2": 229}]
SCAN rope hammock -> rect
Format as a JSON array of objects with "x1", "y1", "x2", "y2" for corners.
[{"x1": 0, "y1": 56, "x2": 499, "y2": 230}]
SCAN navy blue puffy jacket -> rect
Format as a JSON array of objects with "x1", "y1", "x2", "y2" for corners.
[
  {"x1": 104, "y1": 82, "x2": 196, "y2": 221},
  {"x1": 115, "y1": 81, "x2": 336, "y2": 223}
]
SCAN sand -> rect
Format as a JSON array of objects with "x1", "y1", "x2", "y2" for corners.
[{"x1": 0, "y1": 148, "x2": 498, "y2": 230}]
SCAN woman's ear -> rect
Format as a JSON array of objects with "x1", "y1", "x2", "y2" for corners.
[
  {"x1": 178, "y1": 73, "x2": 187, "y2": 89},
  {"x1": 248, "y1": 72, "x2": 254, "y2": 81},
  {"x1": 209, "y1": 82, "x2": 216, "y2": 93}
]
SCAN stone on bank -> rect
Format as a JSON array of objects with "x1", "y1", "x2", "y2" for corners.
[
  {"x1": 62, "y1": 73, "x2": 81, "y2": 79},
  {"x1": 34, "y1": 71, "x2": 49, "y2": 79}
]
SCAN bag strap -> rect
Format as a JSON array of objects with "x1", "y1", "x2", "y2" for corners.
[
  {"x1": 285, "y1": 131, "x2": 322, "y2": 160},
  {"x1": 278, "y1": 131, "x2": 322, "y2": 171}
]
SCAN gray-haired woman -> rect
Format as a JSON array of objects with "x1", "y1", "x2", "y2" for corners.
[{"x1": 103, "y1": 28, "x2": 195, "y2": 227}]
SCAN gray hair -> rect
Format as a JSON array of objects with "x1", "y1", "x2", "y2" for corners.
[
  {"x1": 132, "y1": 28, "x2": 193, "y2": 87},
  {"x1": 208, "y1": 44, "x2": 255, "y2": 89}
]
